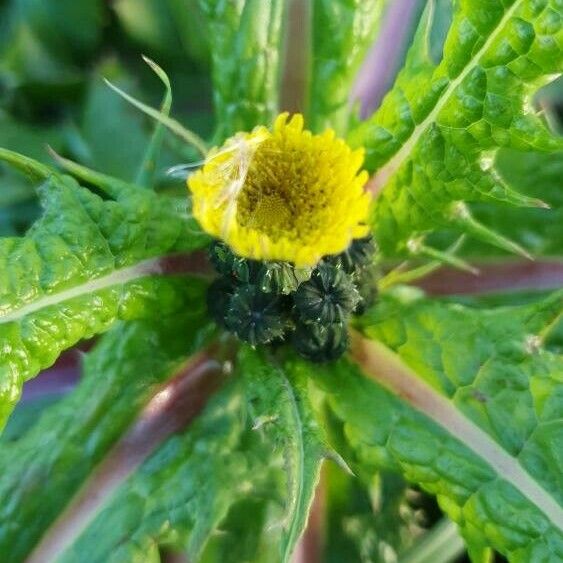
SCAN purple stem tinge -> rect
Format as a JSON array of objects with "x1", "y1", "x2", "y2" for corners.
[
  {"x1": 26, "y1": 346, "x2": 230, "y2": 563},
  {"x1": 20, "y1": 251, "x2": 213, "y2": 403},
  {"x1": 351, "y1": 0, "x2": 423, "y2": 118},
  {"x1": 417, "y1": 260, "x2": 563, "y2": 296}
]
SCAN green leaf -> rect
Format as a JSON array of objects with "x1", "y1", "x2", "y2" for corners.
[
  {"x1": 0, "y1": 0, "x2": 103, "y2": 86},
  {"x1": 307, "y1": 292, "x2": 563, "y2": 561},
  {"x1": 0, "y1": 112, "x2": 67, "y2": 235},
  {"x1": 240, "y1": 347, "x2": 327, "y2": 562},
  {"x1": 0, "y1": 339, "x2": 329, "y2": 562},
  {"x1": 349, "y1": 0, "x2": 562, "y2": 258},
  {"x1": 400, "y1": 518, "x2": 468, "y2": 563},
  {"x1": 200, "y1": 497, "x2": 275, "y2": 563},
  {"x1": 199, "y1": 0, "x2": 286, "y2": 141},
  {"x1": 0, "y1": 151, "x2": 209, "y2": 429},
  {"x1": 0, "y1": 394, "x2": 62, "y2": 444},
  {"x1": 0, "y1": 113, "x2": 64, "y2": 163},
  {"x1": 466, "y1": 148, "x2": 563, "y2": 256},
  {"x1": 56, "y1": 381, "x2": 246, "y2": 563},
  {"x1": 114, "y1": 0, "x2": 210, "y2": 64},
  {"x1": 0, "y1": 312, "x2": 216, "y2": 562},
  {"x1": 71, "y1": 60, "x2": 203, "y2": 186},
  {"x1": 7, "y1": 0, "x2": 103, "y2": 57},
  {"x1": 323, "y1": 463, "x2": 427, "y2": 563},
  {"x1": 309, "y1": 0, "x2": 387, "y2": 134}
]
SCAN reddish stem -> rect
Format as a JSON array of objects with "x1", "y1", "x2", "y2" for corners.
[
  {"x1": 26, "y1": 344, "x2": 231, "y2": 563},
  {"x1": 280, "y1": 0, "x2": 311, "y2": 115},
  {"x1": 351, "y1": 0, "x2": 423, "y2": 118},
  {"x1": 292, "y1": 473, "x2": 325, "y2": 563},
  {"x1": 158, "y1": 251, "x2": 213, "y2": 277},
  {"x1": 416, "y1": 259, "x2": 563, "y2": 295}
]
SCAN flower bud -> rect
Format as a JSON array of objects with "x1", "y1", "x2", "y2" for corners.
[
  {"x1": 292, "y1": 322, "x2": 349, "y2": 362},
  {"x1": 353, "y1": 266, "x2": 378, "y2": 315},
  {"x1": 209, "y1": 241, "x2": 259, "y2": 283},
  {"x1": 206, "y1": 277, "x2": 236, "y2": 328},
  {"x1": 225, "y1": 285, "x2": 290, "y2": 345},
  {"x1": 326, "y1": 236, "x2": 376, "y2": 273},
  {"x1": 294, "y1": 264, "x2": 360, "y2": 325}
]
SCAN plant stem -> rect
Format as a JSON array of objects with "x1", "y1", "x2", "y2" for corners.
[
  {"x1": 292, "y1": 472, "x2": 325, "y2": 563},
  {"x1": 21, "y1": 348, "x2": 86, "y2": 402},
  {"x1": 26, "y1": 344, "x2": 232, "y2": 563},
  {"x1": 280, "y1": 0, "x2": 311, "y2": 115},
  {"x1": 351, "y1": 0, "x2": 425, "y2": 118},
  {"x1": 416, "y1": 259, "x2": 563, "y2": 295}
]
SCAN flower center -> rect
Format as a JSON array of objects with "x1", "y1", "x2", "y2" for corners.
[{"x1": 236, "y1": 138, "x2": 331, "y2": 242}]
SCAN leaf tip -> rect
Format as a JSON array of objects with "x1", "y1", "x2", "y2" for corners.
[{"x1": 141, "y1": 55, "x2": 171, "y2": 90}]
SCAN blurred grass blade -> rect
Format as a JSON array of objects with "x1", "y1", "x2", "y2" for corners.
[
  {"x1": 103, "y1": 78, "x2": 208, "y2": 157},
  {"x1": 135, "y1": 56, "x2": 173, "y2": 188}
]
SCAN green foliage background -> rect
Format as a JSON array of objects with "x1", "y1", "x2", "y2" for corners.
[{"x1": 0, "y1": 1, "x2": 561, "y2": 562}]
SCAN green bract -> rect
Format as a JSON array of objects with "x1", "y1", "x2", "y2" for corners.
[{"x1": 206, "y1": 239, "x2": 376, "y2": 360}]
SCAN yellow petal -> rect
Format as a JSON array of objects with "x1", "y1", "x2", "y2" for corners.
[{"x1": 187, "y1": 113, "x2": 372, "y2": 266}]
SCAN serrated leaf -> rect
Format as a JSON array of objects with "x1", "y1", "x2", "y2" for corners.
[
  {"x1": 0, "y1": 311, "x2": 216, "y2": 562},
  {"x1": 54, "y1": 369, "x2": 263, "y2": 563},
  {"x1": 0, "y1": 153, "x2": 209, "y2": 430},
  {"x1": 2, "y1": 340, "x2": 329, "y2": 563},
  {"x1": 349, "y1": 0, "x2": 562, "y2": 258},
  {"x1": 199, "y1": 0, "x2": 286, "y2": 141},
  {"x1": 306, "y1": 292, "x2": 563, "y2": 561},
  {"x1": 240, "y1": 347, "x2": 327, "y2": 563},
  {"x1": 467, "y1": 148, "x2": 563, "y2": 256},
  {"x1": 56, "y1": 379, "x2": 246, "y2": 563}
]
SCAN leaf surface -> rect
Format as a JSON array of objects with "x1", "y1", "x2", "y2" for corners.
[
  {"x1": 306, "y1": 292, "x2": 563, "y2": 561},
  {"x1": 0, "y1": 154, "x2": 209, "y2": 429},
  {"x1": 240, "y1": 347, "x2": 327, "y2": 562},
  {"x1": 0, "y1": 309, "x2": 215, "y2": 562},
  {"x1": 467, "y1": 148, "x2": 563, "y2": 256},
  {"x1": 0, "y1": 340, "x2": 329, "y2": 562},
  {"x1": 199, "y1": 0, "x2": 286, "y2": 140},
  {"x1": 57, "y1": 380, "x2": 246, "y2": 563},
  {"x1": 309, "y1": 0, "x2": 386, "y2": 134},
  {"x1": 349, "y1": 0, "x2": 563, "y2": 258}
]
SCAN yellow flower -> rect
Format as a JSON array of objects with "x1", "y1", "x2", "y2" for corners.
[{"x1": 188, "y1": 113, "x2": 371, "y2": 267}]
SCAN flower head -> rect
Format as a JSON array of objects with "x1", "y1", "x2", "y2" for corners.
[{"x1": 188, "y1": 113, "x2": 371, "y2": 267}]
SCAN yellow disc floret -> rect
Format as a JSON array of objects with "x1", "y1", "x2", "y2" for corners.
[{"x1": 188, "y1": 113, "x2": 371, "y2": 267}]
